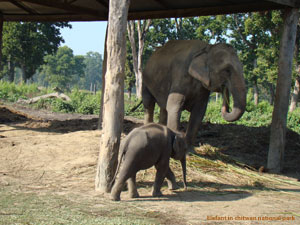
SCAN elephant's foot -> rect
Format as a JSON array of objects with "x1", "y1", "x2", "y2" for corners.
[
  {"x1": 128, "y1": 190, "x2": 139, "y2": 198},
  {"x1": 110, "y1": 194, "x2": 120, "y2": 201},
  {"x1": 167, "y1": 180, "x2": 179, "y2": 190},
  {"x1": 152, "y1": 190, "x2": 163, "y2": 197}
]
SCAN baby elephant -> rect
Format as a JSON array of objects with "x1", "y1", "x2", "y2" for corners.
[{"x1": 110, "y1": 123, "x2": 188, "y2": 201}]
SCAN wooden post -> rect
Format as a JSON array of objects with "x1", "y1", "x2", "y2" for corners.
[
  {"x1": 267, "y1": 8, "x2": 299, "y2": 173},
  {"x1": 95, "y1": 0, "x2": 130, "y2": 193},
  {"x1": 0, "y1": 15, "x2": 3, "y2": 73},
  {"x1": 98, "y1": 23, "x2": 108, "y2": 130}
]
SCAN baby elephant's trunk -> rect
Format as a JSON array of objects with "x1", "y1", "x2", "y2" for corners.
[{"x1": 181, "y1": 156, "x2": 187, "y2": 189}]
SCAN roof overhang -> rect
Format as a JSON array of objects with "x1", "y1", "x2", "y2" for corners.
[{"x1": 0, "y1": 0, "x2": 298, "y2": 22}]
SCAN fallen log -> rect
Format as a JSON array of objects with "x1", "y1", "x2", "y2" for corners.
[{"x1": 17, "y1": 92, "x2": 71, "y2": 104}]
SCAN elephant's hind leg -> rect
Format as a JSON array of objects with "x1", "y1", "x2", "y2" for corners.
[
  {"x1": 152, "y1": 163, "x2": 169, "y2": 197},
  {"x1": 127, "y1": 174, "x2": 139, "y2": 198},
  {"x1": 111, "y1": 170, "x2": 132, "y2": 201},
  {"x1": 142, "y1": 86, "x2": 155, "y2": 124}
]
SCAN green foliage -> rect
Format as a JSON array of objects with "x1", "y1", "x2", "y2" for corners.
[
  {"x1": 0, "y1": 81, "x2": 41, "y2": 102},
  {"x1": 288, "y1": 108, "x2": 300, "y2": 134},
  {"x1": 69, "y1": 89, "x2": 100, "y2": 114},
  {"x1": 2, "y1": 82, "x2": 300, "y2": 135},
  {"x1": 40, "y1": 46, "x2": 86, "y2": 90},
  {"x1": 2, "y1": 22, "x2": 71, "y2": 82},
  {"x1": 34, "y1": 89, "x2": 101, "y2": 115},
  {"x1": 80, "y1": 51, "x2": 103, "y2": 90}
]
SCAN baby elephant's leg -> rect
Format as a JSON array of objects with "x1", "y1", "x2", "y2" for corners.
[
  {"x1": 127, "y1": 174, "x2": 139, "y2": 198},
  {"x1": 111, "y1": 168, "x2": 132, "y2": 201},
  {"x1": 166, "y1": 167, "x2": 179, "y2": 190},
  {"x1": 152, "y1": 163, "x2": 169, "y2": 197}
]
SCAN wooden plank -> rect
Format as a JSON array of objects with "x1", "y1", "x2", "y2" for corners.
[
  {"x1": 10, "y1": 0, "x2": 39, "y2": 14},
  {"x1": 2, "y1": 14, "x2": 107, "y2": 21},
  {"x1": 267, "y1": 8, "x2": 299, "y2": 173},
  {"x1": 127, "y1": 3, "x2": 284, "y2": 20},
  {"x1": 95, "y1": 0, "x2": 108, "y2": 9},
  {"x1": 18, "y1": 0, "x2": 106, "y2": 17},
  {"x1": 265, "y1": 0, "x2": 299, "y2": 7}
]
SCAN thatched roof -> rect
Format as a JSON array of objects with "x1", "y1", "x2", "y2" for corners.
[{"x1": 0, "y1": 0, "x2": 298, "y2": 22}]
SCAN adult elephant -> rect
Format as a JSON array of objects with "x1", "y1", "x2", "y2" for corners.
[{"x1": 142, "y1": 40, "x2": 246, "y2": 149}]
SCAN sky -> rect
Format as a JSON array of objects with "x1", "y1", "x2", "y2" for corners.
[{"x1": 59, "y1": 21, "x2": 107, "y2": 56}]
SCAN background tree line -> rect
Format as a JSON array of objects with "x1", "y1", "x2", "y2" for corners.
[
  {"x1": 0, "y1": 22, "x2": 103, "y2": 92},
  {"x1": 0, "y1": 12, "x2": 299, "y2": 111},
  {"x1": 125, "y1": 11, "x2": 300, "y2": 112}
]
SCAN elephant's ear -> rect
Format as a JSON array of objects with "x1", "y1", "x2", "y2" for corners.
[{"x1": 188, "y1": 52, "x2": 210, "y2": 88}]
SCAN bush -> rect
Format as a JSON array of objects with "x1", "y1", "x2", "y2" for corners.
[
  {"x1": 0, "y1": 81, "x2": 42, "y2": 102},
  {"x1": 288, "y1": 108, "x2": 300, "y2": 134}
]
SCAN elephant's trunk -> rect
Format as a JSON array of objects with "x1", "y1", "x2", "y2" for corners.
[
  {"x1": 181, "y1": 156, "x2": 187, "y2": 189},
  {"x1": 221, "y1": 69, "x2": 246, "y2": 122}
]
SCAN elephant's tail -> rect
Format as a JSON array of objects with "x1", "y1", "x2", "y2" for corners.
[{"x1": 109, "y1": 139, "x2": 128, "y2": 191}]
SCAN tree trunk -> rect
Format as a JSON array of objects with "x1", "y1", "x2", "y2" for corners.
[
  {"x1": 253, "y1": 58, "x2": 259, "y2": 105},
  {"x1": 95, "y1": 0, "x2": 130, "y2": 193},
  {"x1": 21, "y1": 64, "x2": 27, "y2": 83},
  {"x1": 0, "y1": 16, "x2": 3, "y2": 74},
  {"x1": 98, "y1": 24, "x2": 108, "y2": 130},
  {"x1": 8, "y1": 60, "x2": 15, "y2": 82},
  {"x1": 215, "y1": 92, "x2": 219, "y2": 102},
  {"x1": 269, "y1": 83, "x2": 275, "y2": 105},
  {"x1": 289, "y1": 76, "x2": 300, "y2": 112},
  {"x1": 127, "y1": 19, "x2": 151, "y2": 99},
  {"x1": 253, "y1": 83, "x2": 259, "y2": 106},
  {"x1": 268, "y1": 8, "x2": 299, "y2": 173}
]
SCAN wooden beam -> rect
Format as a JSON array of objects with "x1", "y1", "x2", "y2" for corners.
[
  {"x1": 127, "y1": 2, "x2": 285, "y2": 20},
  {"x1": 95, "y1": 0, "x2": 109, "y2": 9},
  {"x1": 267, "y1": 8, "x2": 299, "y2": 173},
  {"x1": 14, "y1": 0, "x2": 106, "y2": 17},
  {"x1": 10, "y1": 0, "x2": 39, "y2": 14},
  {"x1": 265, "y1": 0, "x2": 300, "y2": 7},
  {"x1": 152, "y1": 0, "x2": 169, "y2": 9},
  {"x1": 2, "y1": 13, "x2": 107, "y2": 21}
]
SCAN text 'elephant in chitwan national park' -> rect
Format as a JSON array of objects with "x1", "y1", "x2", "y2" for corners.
[
  {"x1": 142, "y1": 40, "x2": 246, "y2": 149},
  {"x1": 110, "y1": 123, "x2": 188, "y2": 201}
]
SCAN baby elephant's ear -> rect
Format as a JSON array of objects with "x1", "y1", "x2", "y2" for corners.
[{"x1": 172, "y1": 133, "x2": 187, "y2": 160}]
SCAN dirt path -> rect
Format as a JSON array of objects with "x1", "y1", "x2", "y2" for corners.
[{"x1": 0, "y1": 104, "x2": 300, "y2": 224}]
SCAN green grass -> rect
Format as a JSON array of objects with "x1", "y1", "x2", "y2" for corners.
[
  {"x1": 0, "y1": 81, "x2": 46, "y2": 102},
  {"x1": 0, "y1": 187, "x2": 168, "y2": 225}
]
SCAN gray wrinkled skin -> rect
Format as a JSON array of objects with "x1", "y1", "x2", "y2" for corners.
[
  {"x1": 142, "y1": 40, "x2": 246, "y2": 149},
  {"x1": 110, "y1": 123, "x2": 188, "y2": 201}
]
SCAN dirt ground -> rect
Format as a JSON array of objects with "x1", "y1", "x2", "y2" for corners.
[{"x1": 0, "y1": 103, "x2": 300, "y2": 224}]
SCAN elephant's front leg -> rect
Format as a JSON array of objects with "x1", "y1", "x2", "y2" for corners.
[
  {"x1": 186, "y1": 91, "x2": 210, "y2": 149},
  {"x1": 166, "y1": 93, "x2": 185, "y2": 131},
  {"x1": 166, "y1": 167, "x2": 179, "y2": 190},
  {"x1": 152, "y1": 162, "x2": 169, "y2": 197}
]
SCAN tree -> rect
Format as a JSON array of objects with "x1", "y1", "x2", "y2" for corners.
[
  {"x1": 40, "y1": 46, "x2": 85, "y2": 90},
  {"x1": 127, "y1": 19, "x2": 151, "y2": 98},
  {"x1": 80, "y1": 51, "x2": 103, "y2": 91},
  {"x1": 228, "y1": 12, "x2": 283, "y2": 105},
  {"x1": 289, "y1": 25, "x2": 300, "y2": 112},
  {"x1": 95, "y1": 0, "x2": 130, "y2": 193},
  {"x1": 2, "y1": 22, "x2": 70, "y2": 82}
]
